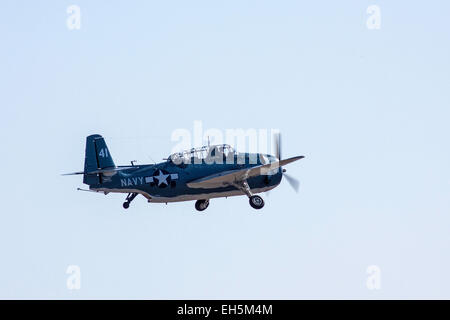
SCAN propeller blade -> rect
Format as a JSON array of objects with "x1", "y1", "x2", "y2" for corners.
[
  {"x1": 274, "y1": 132, "x2": 282, "y2": 160},
  {"x1": 284, "y1": 173, "x2": 300, "y2": 193}
]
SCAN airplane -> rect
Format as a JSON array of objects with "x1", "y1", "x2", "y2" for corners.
[{"x1": 63, "y1": 134, "x2": 304, "y2": 211}]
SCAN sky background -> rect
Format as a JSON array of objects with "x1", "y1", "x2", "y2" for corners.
[{"x1": 1, "y1": 0, "x2": 449, "y2": 299}]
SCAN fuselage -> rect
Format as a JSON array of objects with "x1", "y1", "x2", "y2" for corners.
[{"x1": 90, "y1": 152, "x2": 282, "y2": 203}]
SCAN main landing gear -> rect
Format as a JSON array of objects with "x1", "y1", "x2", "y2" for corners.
[
  {"x1": 123, "y1": 193, "x2": 138, "y2": 209},
  {"x1": 233, "y1": 180, "x2": 265, "y2": 210},
  {"x1": 249, "y1": 195, "x2": 264, "y2": 209},
  {"x1": 195, "y1": 199, "x2": 209, "y2": 211}
]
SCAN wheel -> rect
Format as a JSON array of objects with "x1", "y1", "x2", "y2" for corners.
[
  {"x1": 195, "y1": 199, "x2": 209, "y2": 211},
  {"x1": 249, "y1": 195, "x2": 264, "y2": 209},
  {"x1": 123, "y1": 202, "x2": 130, "y2": 209}
]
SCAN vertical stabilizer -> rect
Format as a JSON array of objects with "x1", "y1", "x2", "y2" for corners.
[{"x1": 83, "y1": 134, "x2": 115, "y2": 185}]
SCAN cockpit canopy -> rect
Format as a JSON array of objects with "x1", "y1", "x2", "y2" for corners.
[{"x1": 168, "y1": 144, "x2": 236, "y2": 165}]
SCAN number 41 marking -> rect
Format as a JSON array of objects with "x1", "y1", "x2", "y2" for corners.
[{"x1": 99, "y1": 148, "x2": 109, "y2": 158}]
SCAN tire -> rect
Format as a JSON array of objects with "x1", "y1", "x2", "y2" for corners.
[
  {"x1": 195, "y1": 199, "x2": 209, "y2": 211},
  {"x1": 123, "y1": 202, "x2": 130, "y2": 209},
  {"x1": 249, "y1": 195, "x2": 264, "y2": 209}
]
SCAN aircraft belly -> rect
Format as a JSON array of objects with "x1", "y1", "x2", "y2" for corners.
[
  {"x1": 147, "y1": 185, "x2": 277, "y2": 203},
  {"x1": 147, "y1": 174, "x2": 281, "y2": 203}
]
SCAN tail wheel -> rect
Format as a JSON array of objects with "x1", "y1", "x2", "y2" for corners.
[
  {"x1": 195, "y1": 199, "x2": 209, "y2": 211},
  {"x1": 249, "y1": 195, "x2": 264, "y2": 209}
]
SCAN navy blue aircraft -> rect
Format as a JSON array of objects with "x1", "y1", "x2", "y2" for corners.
[{"x1": 64, "y1": 134, "x2": 304, "y2": 211}]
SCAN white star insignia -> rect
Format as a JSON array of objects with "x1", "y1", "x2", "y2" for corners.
[{"x1": 154, "y1": 170, "x2": 170, "y2": 186}]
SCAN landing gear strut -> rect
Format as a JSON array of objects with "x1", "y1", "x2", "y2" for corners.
[
  {"x1": 195, "y1": 199, "x2": 209, "y2": 211},
  {"x1": 249, "y1": 195, "x2": 264, "y2": 209},
  {"x1": 233, "y1": 180, "x2": 265, "y2": 210},
  {"x1": 123, "y1": 193, "x2": 138, "y2": 209}
]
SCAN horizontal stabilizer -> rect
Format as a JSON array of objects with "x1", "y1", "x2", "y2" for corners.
[
  {"x1": 62, "y1": 166, "x2": 136, "y2": 176},
  {"x1": 61, "y1": 171, "x2": 85, "y2": 176}
]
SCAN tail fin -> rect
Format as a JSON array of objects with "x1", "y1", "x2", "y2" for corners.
[{"x1": 83, "y1": 134, "x2": 115, "y2": 185}]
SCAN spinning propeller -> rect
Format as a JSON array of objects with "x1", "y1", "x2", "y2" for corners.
[{"x1": 273, "y1": 132, "x2": 301, "y2": 193}]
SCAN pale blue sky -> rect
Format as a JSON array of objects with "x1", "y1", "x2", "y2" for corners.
[{"x1": 1, "y1": 0, "x2": 449, "y2": 299}]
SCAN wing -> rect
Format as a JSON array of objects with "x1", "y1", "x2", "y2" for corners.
[{"x1": 186, "y1": 156, "x2": 304, "y2": 189}]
